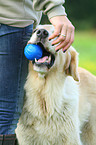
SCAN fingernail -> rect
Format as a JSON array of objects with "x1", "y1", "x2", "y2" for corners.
[
  {"x1": 56, "y1": 49, "x2": 59, "y2": 52},
  {"x1": 63, "y1": 49, "x2": 67, "y2": 53}
]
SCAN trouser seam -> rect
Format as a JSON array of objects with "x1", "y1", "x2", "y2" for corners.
[{"x1": 16, "y1": 32, "x2": 24, "y2": 112}]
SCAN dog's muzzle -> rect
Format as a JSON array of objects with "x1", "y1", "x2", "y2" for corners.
[
  {"x1": 32, "y1": 29, "x2": 55, "y2": 70},
  {"x1": 36, "y1": 29, "x2": 49, "y2": 39}
]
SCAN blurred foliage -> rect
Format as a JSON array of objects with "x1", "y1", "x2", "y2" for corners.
[
  {"x1": 73, "y1": 30, "x2": 96, "y2": 75},
  {"x1": 64, "y1": 0, "x2": 96, "y2": 30}
]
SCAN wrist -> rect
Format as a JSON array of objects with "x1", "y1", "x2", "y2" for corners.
[{"x1": 47, "y1": 5, "x2": 67, "y2": 20}]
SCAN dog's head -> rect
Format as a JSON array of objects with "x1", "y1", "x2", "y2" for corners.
[
  {"x1": 28, "y1": 25, "x2": 56, "y2": 75},
  {"x1": 28, "y1": 25, "x2": 79, "y2": 81}
]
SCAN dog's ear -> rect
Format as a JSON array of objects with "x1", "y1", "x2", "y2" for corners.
[{"x1": 65, "y1": 47, "x2": 80, "y2": 81}]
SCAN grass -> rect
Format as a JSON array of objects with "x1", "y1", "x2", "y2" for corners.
[{"x1": 72, "y1": 30, "x2": 96, "y2": 75}]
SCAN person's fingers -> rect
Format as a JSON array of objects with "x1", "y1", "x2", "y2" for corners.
[
  {"x1": 62, "y1": 30, "x2": 74, "y2": 52},
  {"x1": 48, "y1": 25, "x2": 61, "y2": 40},
  {"x1": 49, "y1": 16, "x2": 75, "y2": 52},
  {"x1": 55, "y1": 25, "x2": 74, "y2": 51},
  {"x1": 51, "y1": 25, "x2": 67, "y2": 45},
  {"x1": 55, "y1": 40, "x2": 66, "y2": 51}
]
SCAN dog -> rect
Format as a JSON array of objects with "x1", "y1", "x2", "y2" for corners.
[{"x1": 16, "y1": 25, "x2": 96, "y2": 145}]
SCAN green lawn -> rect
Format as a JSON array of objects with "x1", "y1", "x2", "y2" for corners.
[{"x1": 73, "y1": 30, "x2": 96, "y2": 75}]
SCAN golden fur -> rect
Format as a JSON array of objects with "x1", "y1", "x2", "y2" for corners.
[{"x1": 16, "y1": 25, "x2": 96, "y2": 145}]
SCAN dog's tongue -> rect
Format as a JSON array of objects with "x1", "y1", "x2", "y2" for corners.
[{"x1": 37, "y1": 56, "x2": 48, "y2": 63}]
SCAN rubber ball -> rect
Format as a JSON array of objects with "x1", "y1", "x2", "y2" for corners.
[{"x1": 24, "y1": 44, "x2": 43, "y2": 60}]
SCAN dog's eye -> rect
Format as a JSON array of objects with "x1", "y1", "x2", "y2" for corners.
[{"x1": 32, "y1": 29, "x2": 37, "y2": 33}]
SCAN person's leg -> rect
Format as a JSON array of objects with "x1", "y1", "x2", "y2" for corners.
[
  {"x1": 0, "y1": 24, "x2": 33, "y2": 136},
  {"x1": 1, "y1": 134, "x2": 17, "y2": 145},
  {"x1": 0, "y1": 135, "x2": 3, "y2": 145}
]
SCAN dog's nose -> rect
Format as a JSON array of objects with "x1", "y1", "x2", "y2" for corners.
[{"x1": 36, "y1": 29, "x2": 49, "y2": 38}]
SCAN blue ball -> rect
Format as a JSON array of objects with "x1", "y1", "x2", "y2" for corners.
[{"x1": 24, "y1": 44, "x2": 43, "y2": 60}]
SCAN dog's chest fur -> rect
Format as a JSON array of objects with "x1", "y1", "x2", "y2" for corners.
[{"x1": 16, "y1": 69, "x2": 79, "y2": 145}]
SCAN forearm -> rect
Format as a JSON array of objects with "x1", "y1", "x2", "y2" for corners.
[{"x1": 32, "y1": 0, "x2": 67, "y2": 19}]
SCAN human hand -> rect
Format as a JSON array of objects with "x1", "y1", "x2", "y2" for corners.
[{"x1": 49, "y1": 16, "x2": 75, "y2": 52}]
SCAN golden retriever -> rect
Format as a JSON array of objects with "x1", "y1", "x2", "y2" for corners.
[{"x1": 16, "y1": 25, "x2": 96, "y2": 145}]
